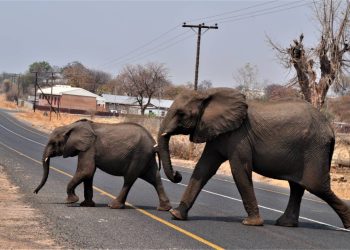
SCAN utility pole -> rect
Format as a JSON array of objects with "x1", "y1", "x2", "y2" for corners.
[
  {"x1": 32, "y1": 72, "x2": 38, "y2": 112},
  {"x1": 182, "y1": 22, "x2": 218, "y2": 91},
  {"x1": 17, "y1": 74, "x2": 21, "y2": 106}
]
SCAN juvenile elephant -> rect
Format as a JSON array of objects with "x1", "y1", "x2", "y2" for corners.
[
  {"x1": 158, "y1": 87, "x2": 350, "y2": 228},
  {"x1": 34, "y1": 119, "x2": 172, "y2": 211}
]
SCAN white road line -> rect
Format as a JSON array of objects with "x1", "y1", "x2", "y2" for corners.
[
  {"x1": 162, "y1": 178, "x2": 350, "y2": 232},
  {"x1": 0, "y1": 123, "x2": 46, "y2": 146},
  {"x1": 0, "y1": 111, "x2": 48, "y2": 138},
  {"x1": 0, "y1": 116, "x2": 348, "y2": 232}
]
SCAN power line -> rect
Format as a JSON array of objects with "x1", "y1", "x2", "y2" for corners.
[
  {"x1": 98, "y1": 24, "x2": 181, "y2": 68},
  {"x1": 98, "y1": 1, "x2": 314, "y2": 71},
  {"x1": 98, "y1": 1, "x2": 284, "y2": 70},
  {"x1": 186, "y1": 0, "x2": 279, "y2": 23},
  {"x1": 182, "y1": 23, "x2": 218, "y2": 90},
  {"x1": 212, "y1": 1, "x2": 314, "y2": 24},
  {"x1": 105, "y1": 32, "x2": 194, "y2": 69},
  {"x1": 103, "y1": 30, "x2": 192, "y2": 69}
]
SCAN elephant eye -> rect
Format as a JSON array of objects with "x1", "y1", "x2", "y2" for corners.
[{"x1": 177, "y1": 110, "x2": 186, "y2": 117}]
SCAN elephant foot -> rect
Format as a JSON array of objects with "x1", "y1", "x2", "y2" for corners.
[
  {"x1": 341, "y1": 213, "x2": 350, "y2": 229},
  {"x1": 170, "y1": 202, "x2": 188, "y2": 220},
  {"x1": 275, "y1": 215, "x2": 299, "y2": 227},
  {"x1": 80, "y1": 200, "x2": 96, "y2": 207},
  {"x1": 242, "y1": 215, "x2": 264, "y2": 226},
  {"x1": 157, "y1": 202, "x2": 172, "y2": 211},
  {"x1": 108, "y1": 199, "x2": 125, "y2": 209},
  {"x1": 65, "y1": 194, "x2": 79, "y2": 204}
]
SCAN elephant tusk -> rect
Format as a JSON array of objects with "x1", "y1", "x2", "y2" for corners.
[
  {"x1": 161, "y1": 133, "x2": 168, "y2": 136},
  {"x1": 153, "y1": 144, "x2": 158, "y2": 148},
  {"x1": 44, "y1": 157, "x2": 48, "y2": 162}
]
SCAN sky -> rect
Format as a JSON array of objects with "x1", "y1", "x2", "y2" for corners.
[{"x1": 0, "y1": 0, "x2": 320, "y2": 88}]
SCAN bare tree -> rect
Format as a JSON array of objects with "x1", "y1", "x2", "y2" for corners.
[
  {"x1": 186, "y1": 80, "x2": 213, "y2": 92},
  {"x1": 233, "y1": 63, "x2": 261, "y2": 99},
  {"x1": 89, "y1": 69, "x2": 112, "y2": 94},
  {"x1": 268, "y1": 0, "x2": 350, "y2": 109},
  {"x1": 118, "y1": 63, "x2": 170, "y2": 115},
  {"x1": 233, "y1": 63, "x2": 259, "y2": 92}
]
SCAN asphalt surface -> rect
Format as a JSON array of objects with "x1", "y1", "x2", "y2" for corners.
[{"x1": 0, "y1": 108, "x2": 349, "y2": 249}]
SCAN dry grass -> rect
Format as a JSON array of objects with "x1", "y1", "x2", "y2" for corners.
[
  {"x1": 328, "y1": 95, "x2": 350, "y2": 123},
  {"x1": 0, "y1": 95, "x2": 18, "y2": 109},
  {"x1": 0, "y1": 95, "x2": 349, "y2": 199}
]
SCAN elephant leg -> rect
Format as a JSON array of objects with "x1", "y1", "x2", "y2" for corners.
[
  {"x1": 66, "y1": 175, "x2": 82, "y2": 204},
  {"x1": 303, "y1": 155, "x2": 350, "y2": 229},
  {"x1": 276, "y1": 181, "x2": 305, "y2": 227},
  {"x1": 308, "y1": 183, "x2": 350, "y2": 229},
  {"x1": 109, "y1": 177, "x2": 137, "y2": 209},
  {"x1": 315, "y1": 190, "x2": 350, "y2": 229},
  {"x1": 230, "y1": 158, "x2": 263, "y2": 226},
  {"x1": 141, "y1": 166, "x2": 172, "y2": 211},
  {"x1": 170, "y1": 145, "x2": 224, "y2": 220},
  {"x1": 66, "y1": 150, "x2": 96, "y2": 204},
  {"x1": 80, "y1": 177, "x2": 96, "y2": 207}
]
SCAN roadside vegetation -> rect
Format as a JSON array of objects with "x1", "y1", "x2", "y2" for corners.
[{"x1": 0, "y1": 93, "x2": 349, "y2": 199}]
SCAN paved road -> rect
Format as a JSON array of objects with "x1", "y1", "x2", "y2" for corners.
[{"x1": 0, "y1": 109, "x2": 349, "y2": 249}]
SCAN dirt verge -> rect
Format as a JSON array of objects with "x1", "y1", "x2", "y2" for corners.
[{"x1": 0, "y1": 166, "x2": 60, "y2": 249}]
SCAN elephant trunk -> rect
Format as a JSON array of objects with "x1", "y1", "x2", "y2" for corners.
[
  {"x1": 157, "y1": 133, "x2": 182, "y2": 183},
  {"x1": 34, "y1": 146, "x2": 51, "y2": 194}
]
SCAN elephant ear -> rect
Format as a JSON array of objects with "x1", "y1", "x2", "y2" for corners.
[
  {"x1": 191, "y1": 88, "x2": 248, "y2": 143},
  {"x1": 63, "y1": 121, "x2": 96, "y2": 158}
]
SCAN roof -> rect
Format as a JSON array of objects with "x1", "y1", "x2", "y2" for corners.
[
  {"x1": 37, "y1": 85, "x2": 80, "y2": 96},
  {"x1": 37, "y1": 85, "x2": 105, "y2": 104},
  {"x1": 102, "y1": 94, "x2": 173, "y2": 109},
  {"x1": 102, "y1": 94, "x2": 139, "y2": 105}
]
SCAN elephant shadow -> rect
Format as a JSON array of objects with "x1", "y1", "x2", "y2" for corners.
[
  {"x1": 41, "y1": 202, "x2": 108, "y2": 208},
  {"x1": 188, "y1": 216, "x2": 342, "y2": 231}
]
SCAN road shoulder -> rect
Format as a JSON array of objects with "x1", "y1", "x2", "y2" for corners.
[{"x1": 0, "y1": 165, "x2": 61, "y2": 249}]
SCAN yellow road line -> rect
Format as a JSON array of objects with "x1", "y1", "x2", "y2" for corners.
[
  {"x1": 0, "y1": 140, "x2": 224, "y2": 250},
  {"x1": 1, "y1": 111, "x2": 324, "y2": 205}
]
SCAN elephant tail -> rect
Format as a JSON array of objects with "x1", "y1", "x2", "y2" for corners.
[
  {"x1": 154, "y1": 144, "x2": 161, "y2": 170},
  {"x1": 328, "y1": 137, "x2": 335, "y2": 171}
]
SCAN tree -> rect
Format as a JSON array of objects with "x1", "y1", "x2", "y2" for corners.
[
  {"x1": 334, "y1": 75, "x2": 350, "y2": 95},
  {"x1": 233, "y1": 63, "x2": 259, "y2": 91},
  {"x1": 264, "y1": 84, "x2": 300, "y2": 100},
  {"x1": 62, "y1": 61, "x2": 91, "y2": 88},
  {"x1": 89, "y1": 69, "x2": 112, "y2": 94},
  {"x1": 29, "y1": 61, "x2": 52, "y2": 74},
  {"x1": 1, "y1": 79, "x2": 17, "y2": 101},
  {"x1": 62, "y1": 62, "x2": 111, "y2": 93},
  {"x1": 268, "y1": 0, "x2": 350, "y2": 109},
  {"x1": 29, "y1": 61, "x2": 53, "y2": 84},
  {"x1": 186, "y1": 80, "x2": 213, "y2": 92},
  {"x1": 233, "y1": 63, "x2": 264, "y2": 99},
  {"x1": 163, "y1": 84, "x2": 190, "y2": 99},
  {"x1": 118, "y1": 63, "x2": 170, "y2": 115}
]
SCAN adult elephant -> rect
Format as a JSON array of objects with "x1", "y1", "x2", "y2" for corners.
[
  {"x1": 34, "y1": 119, "x2": 172, "y2": 211},
  {"x1": 158, "y1": 87, "x2": 350, "y2": 228}
]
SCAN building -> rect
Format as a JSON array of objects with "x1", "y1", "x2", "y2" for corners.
[
  {"x1": 37, "y1": 85, "x2": 105, "y2": 113},
  {"x1": 102, "y1": 94, "x2": 173, "y2": 117}
]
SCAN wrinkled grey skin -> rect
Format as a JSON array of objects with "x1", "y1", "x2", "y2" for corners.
[
  {"x1": 34, "y1": 119, "x2": 171, "y2": 211},
  {"x1": 158, "y1": 87, "x2": 350, "y2": 228}
]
